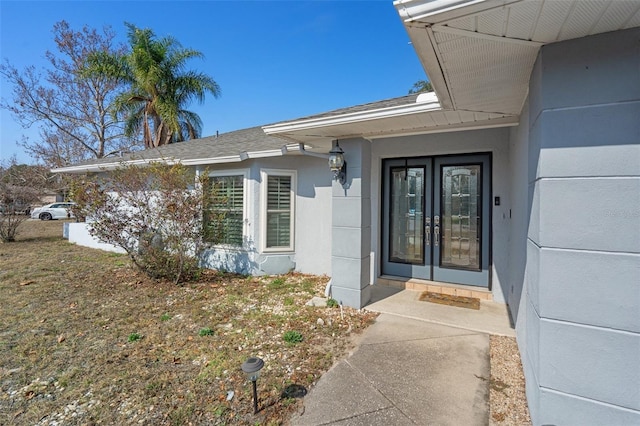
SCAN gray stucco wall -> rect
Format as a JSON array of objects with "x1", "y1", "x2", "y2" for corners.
[
  {"x1": 200, "y1": 155, "x2": 332, "y2": 277},
  {"x1": 520, "y1": 28, "x2": 640, "y2": 424}
]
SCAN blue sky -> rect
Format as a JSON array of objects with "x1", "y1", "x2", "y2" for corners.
[{"x1": 0, "y1": 1, "x2": 426, "y2": 164}]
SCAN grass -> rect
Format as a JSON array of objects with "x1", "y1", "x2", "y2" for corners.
[
  {"x1": 198, "y1": 327, "x2": 214, "y2": 337},
  {"x1": 128, "y1": 332, "x2": 142, "y2": 342},
  {"x1": 0, "y1": 220, "x2": 377, "y2": 425},
  {"x1": 283, "y1": 330, "x2": 304, "y2": 345}
]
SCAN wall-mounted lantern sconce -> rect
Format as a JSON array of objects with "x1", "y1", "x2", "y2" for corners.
[
  {"x1": 241, "y1": 357, "x2": 264, "y2": 414},
  {"x1": 328, "y1": 141, "x2": 347, "y2": 185}
]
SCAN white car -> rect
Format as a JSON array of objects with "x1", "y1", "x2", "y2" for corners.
[{"x1": 31, "y1": 202, "x2": 75, "y2": 220}]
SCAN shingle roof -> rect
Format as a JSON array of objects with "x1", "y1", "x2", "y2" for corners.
[
  {"x1": 54, "y1": 94, "x2": 427, "y2": 173},
  {"x1": 55, "y1": 126, "x2": 290, "y2": 172},
  {"x1": 267, "y1": 94, "x2": 420, "y2": 123}
]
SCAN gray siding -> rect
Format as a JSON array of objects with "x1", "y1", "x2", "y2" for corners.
[{"x1": 519, "y1": 28, "x2": 640, "y2": 424}]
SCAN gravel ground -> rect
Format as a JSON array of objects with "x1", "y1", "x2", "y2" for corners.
[{"x1": 489, "y1": 335, "x2": 532, "y2": 425}]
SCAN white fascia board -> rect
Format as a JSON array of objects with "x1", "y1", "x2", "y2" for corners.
[
  {"x1": 51, "y1": 158, "x2": 171, "y2": 174},
  {"x1": 263, "y1": 99, "x2": 442, "y2": 135},
  {"x1": 53, "y1": 145, "x2": 301, "y2": 173},
  {"x1": 394, "y1": 0, "x2": 487, "y2": 22},
  {"x1": 152, "y1": 148, "x2": 293, "y2": 166},
  {"x1": 395, "y1": 0, "x2": 519, "y2": 24},
  {"x1": 180, "y1": 149, "x2": 285, "y2": 166},
  {"x1": 181, "y1": 155, "x2": 242, "y2": 165},
  {"x1": 245, "y1": 149, "x2": 287, "y2": 159},
  {"x1": 283, "y1": 143, "x2": 305, "y2": 153},
  {"x1": 366, "y1": 115, "x2": 519, "y2": 140}
]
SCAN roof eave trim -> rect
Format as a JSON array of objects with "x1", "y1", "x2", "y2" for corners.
[
  {"x1": 394, "y1": 0, "x2": 488, "y2": 22},
  {"x1": 51, "y1": 158, "x2": 170, "y2": 174},
  {"x1": 263, "y1": 98, "x2": 442, "y2": 135},
  {"x1": 52, "y1": 145, "x2": 299, "y2": 173},
  {"x1": 366, "y1": 115, "x2": 519, "y2": 140}
]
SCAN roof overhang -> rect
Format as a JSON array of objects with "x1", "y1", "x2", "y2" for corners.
[
  {"x1": 266, "y1": 0, "x2": 639, "y2": 146},
  {"x1": 52, "y1": 144, "x2": 304, "y2": 174},
  {"x1": 264, "y1": 92, "x2": 518, "y2": 147},
  {"x1": 395, "y1": 0, "x2": 640, "y2": 115}
]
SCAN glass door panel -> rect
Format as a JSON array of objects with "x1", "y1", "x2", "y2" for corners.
[
  {"x1": 441, "y1": 165, "x2": 481, "y2": 270},
  {"x1": 433, "y1": 155, "x2": 490, "y2": 287},
  {"x1": 389, "y1": 167, "x2": 424, "y2": 264},
  {"x1": 382, "y1": 158, "x2": 432, "y2": 279}
]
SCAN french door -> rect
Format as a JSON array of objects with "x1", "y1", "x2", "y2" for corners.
[{"x1": 382, "y1": 154, "x2": 491, "y2": 287}]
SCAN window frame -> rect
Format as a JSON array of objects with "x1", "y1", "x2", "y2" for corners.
[
  {"x1": 260, "y1": 169, "x2": 296, "y2": 253},
  {"x1": 204, "y1": 169, "x2": 249, "y2": 249}
]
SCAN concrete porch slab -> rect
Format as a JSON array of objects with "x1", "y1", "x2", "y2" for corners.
[{"x1": 366, "y1": 286, "x2": 515, "y2": 337}]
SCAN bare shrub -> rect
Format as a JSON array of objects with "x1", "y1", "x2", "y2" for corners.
[
  {"x1": 70, "y1": 162, "x2": 216, "y2": 284},
  {"x1": 0, "y1": 158, "x2": 50, "y2": 242}
]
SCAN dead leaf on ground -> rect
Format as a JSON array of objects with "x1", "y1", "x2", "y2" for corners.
[{"x1": 19, "y1": 280, "x2": 35, "y2": 286}]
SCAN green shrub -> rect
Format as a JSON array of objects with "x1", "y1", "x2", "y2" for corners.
[
  {"x1": 128, "y1": 332, "x2": 142, "y2": 342},
  {"x1": 283, "y1": 330, "x2": 303, "y2": 344},
  {"x1": 326, "y1": 298, "x2": 339, "y2": 308},
  {"x1": 199, "y1": 327, "x2": 214, "y2": 337}
]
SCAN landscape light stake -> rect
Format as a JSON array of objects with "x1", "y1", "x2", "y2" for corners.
[{"x1": 241, "y1": 357, "x2": 264, "y2": 414}]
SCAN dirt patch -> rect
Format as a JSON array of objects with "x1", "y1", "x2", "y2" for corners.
[{"x1": 0, "y1": 221, "x2": 377, "y2": 425}]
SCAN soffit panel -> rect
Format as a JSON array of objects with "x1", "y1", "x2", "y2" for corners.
[
  {"x1": 504, "y1": 1, "x2": 542, "y2": 39},
  {"x1": 436, "y1": 1, "x2": 639, "y2": 43},
  {"x1": 401, "y1": 0, "x2": 640, "y2": 116},
  {"x1": 599, "y1": 2, "x2": 640, "y2": 32},
  {"x1": 433, "y1": 31, "x2": 537, "y2": 114},
  {"x1": 270, "y1": 108, "x2": 517, "y2": 146},
  {"x1": 530, "y1": 1, "x2": 574, "y2": 42}
]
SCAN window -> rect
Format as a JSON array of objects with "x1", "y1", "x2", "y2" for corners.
[
  {"x1": 204, "y1": 173, "x2": 245, "y2": 246},
  {"x1": 261, "y1": 170, "x2": 295, "y2": 251}
]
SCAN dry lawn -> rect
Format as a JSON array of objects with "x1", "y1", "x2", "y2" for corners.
[
  {"x1": 1, "y1": 220, "x2": 530, "y2": 425},
  {"x1": 0, "y1": 220, "x2": 377, "y2": 425}
]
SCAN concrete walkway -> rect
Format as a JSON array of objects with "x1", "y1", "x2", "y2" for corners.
[{"x1": 290, "y1": 287, "x2": 515, "y2": 425}]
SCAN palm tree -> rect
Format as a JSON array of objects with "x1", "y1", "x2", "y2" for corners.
[
  {"x1": 85, "y1": 23, "x2": 220, "y2": 148},
  {"x1": 408, "y1": 80, "x2": 433, "y2": 94}
]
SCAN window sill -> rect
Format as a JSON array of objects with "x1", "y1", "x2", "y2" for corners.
[
  {"x1": 203, "y1": 244, "x2": 245, "y2": 252},
  {"x1": 261, "y1": 248, "x2": 294, "y2": 254}
]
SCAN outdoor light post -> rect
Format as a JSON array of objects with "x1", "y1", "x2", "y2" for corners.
[{"x1": 241, "y1": 357, "x2": 264, "y2": 414}]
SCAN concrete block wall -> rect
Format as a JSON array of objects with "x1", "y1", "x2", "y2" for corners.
[
  {"x1": 523, "y1": 28, "x2": 640, "y2": 424},
  {"x1": 67, "y1": 222, "x2": 125, "y2": 253},
  {"x1": 330, "y1": 138, "x2": 372, "y2": 308}
]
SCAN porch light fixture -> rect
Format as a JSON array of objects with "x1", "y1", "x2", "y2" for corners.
[
  {"x1": 241, "y1": 356, "x2": 264, "y2": 414},
  {"x1": 328, "y1": 140, "x2": 347, "y2": 185}
]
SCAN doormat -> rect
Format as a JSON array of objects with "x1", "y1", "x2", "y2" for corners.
[{"x1": 419, "y1": 291, "x2": 480, "y2": 310}]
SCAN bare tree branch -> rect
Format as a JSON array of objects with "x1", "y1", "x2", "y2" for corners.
[{"x1": 0, "y1": 21, "x2": 139, "y2": 167}]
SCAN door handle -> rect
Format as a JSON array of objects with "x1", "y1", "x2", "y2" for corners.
[
  {"x1": 434, "y1": 215, "x2": 440, "y2": 247},
  {"x1": 425, "y1": 217, "x2": 431, "y2": 246}
]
